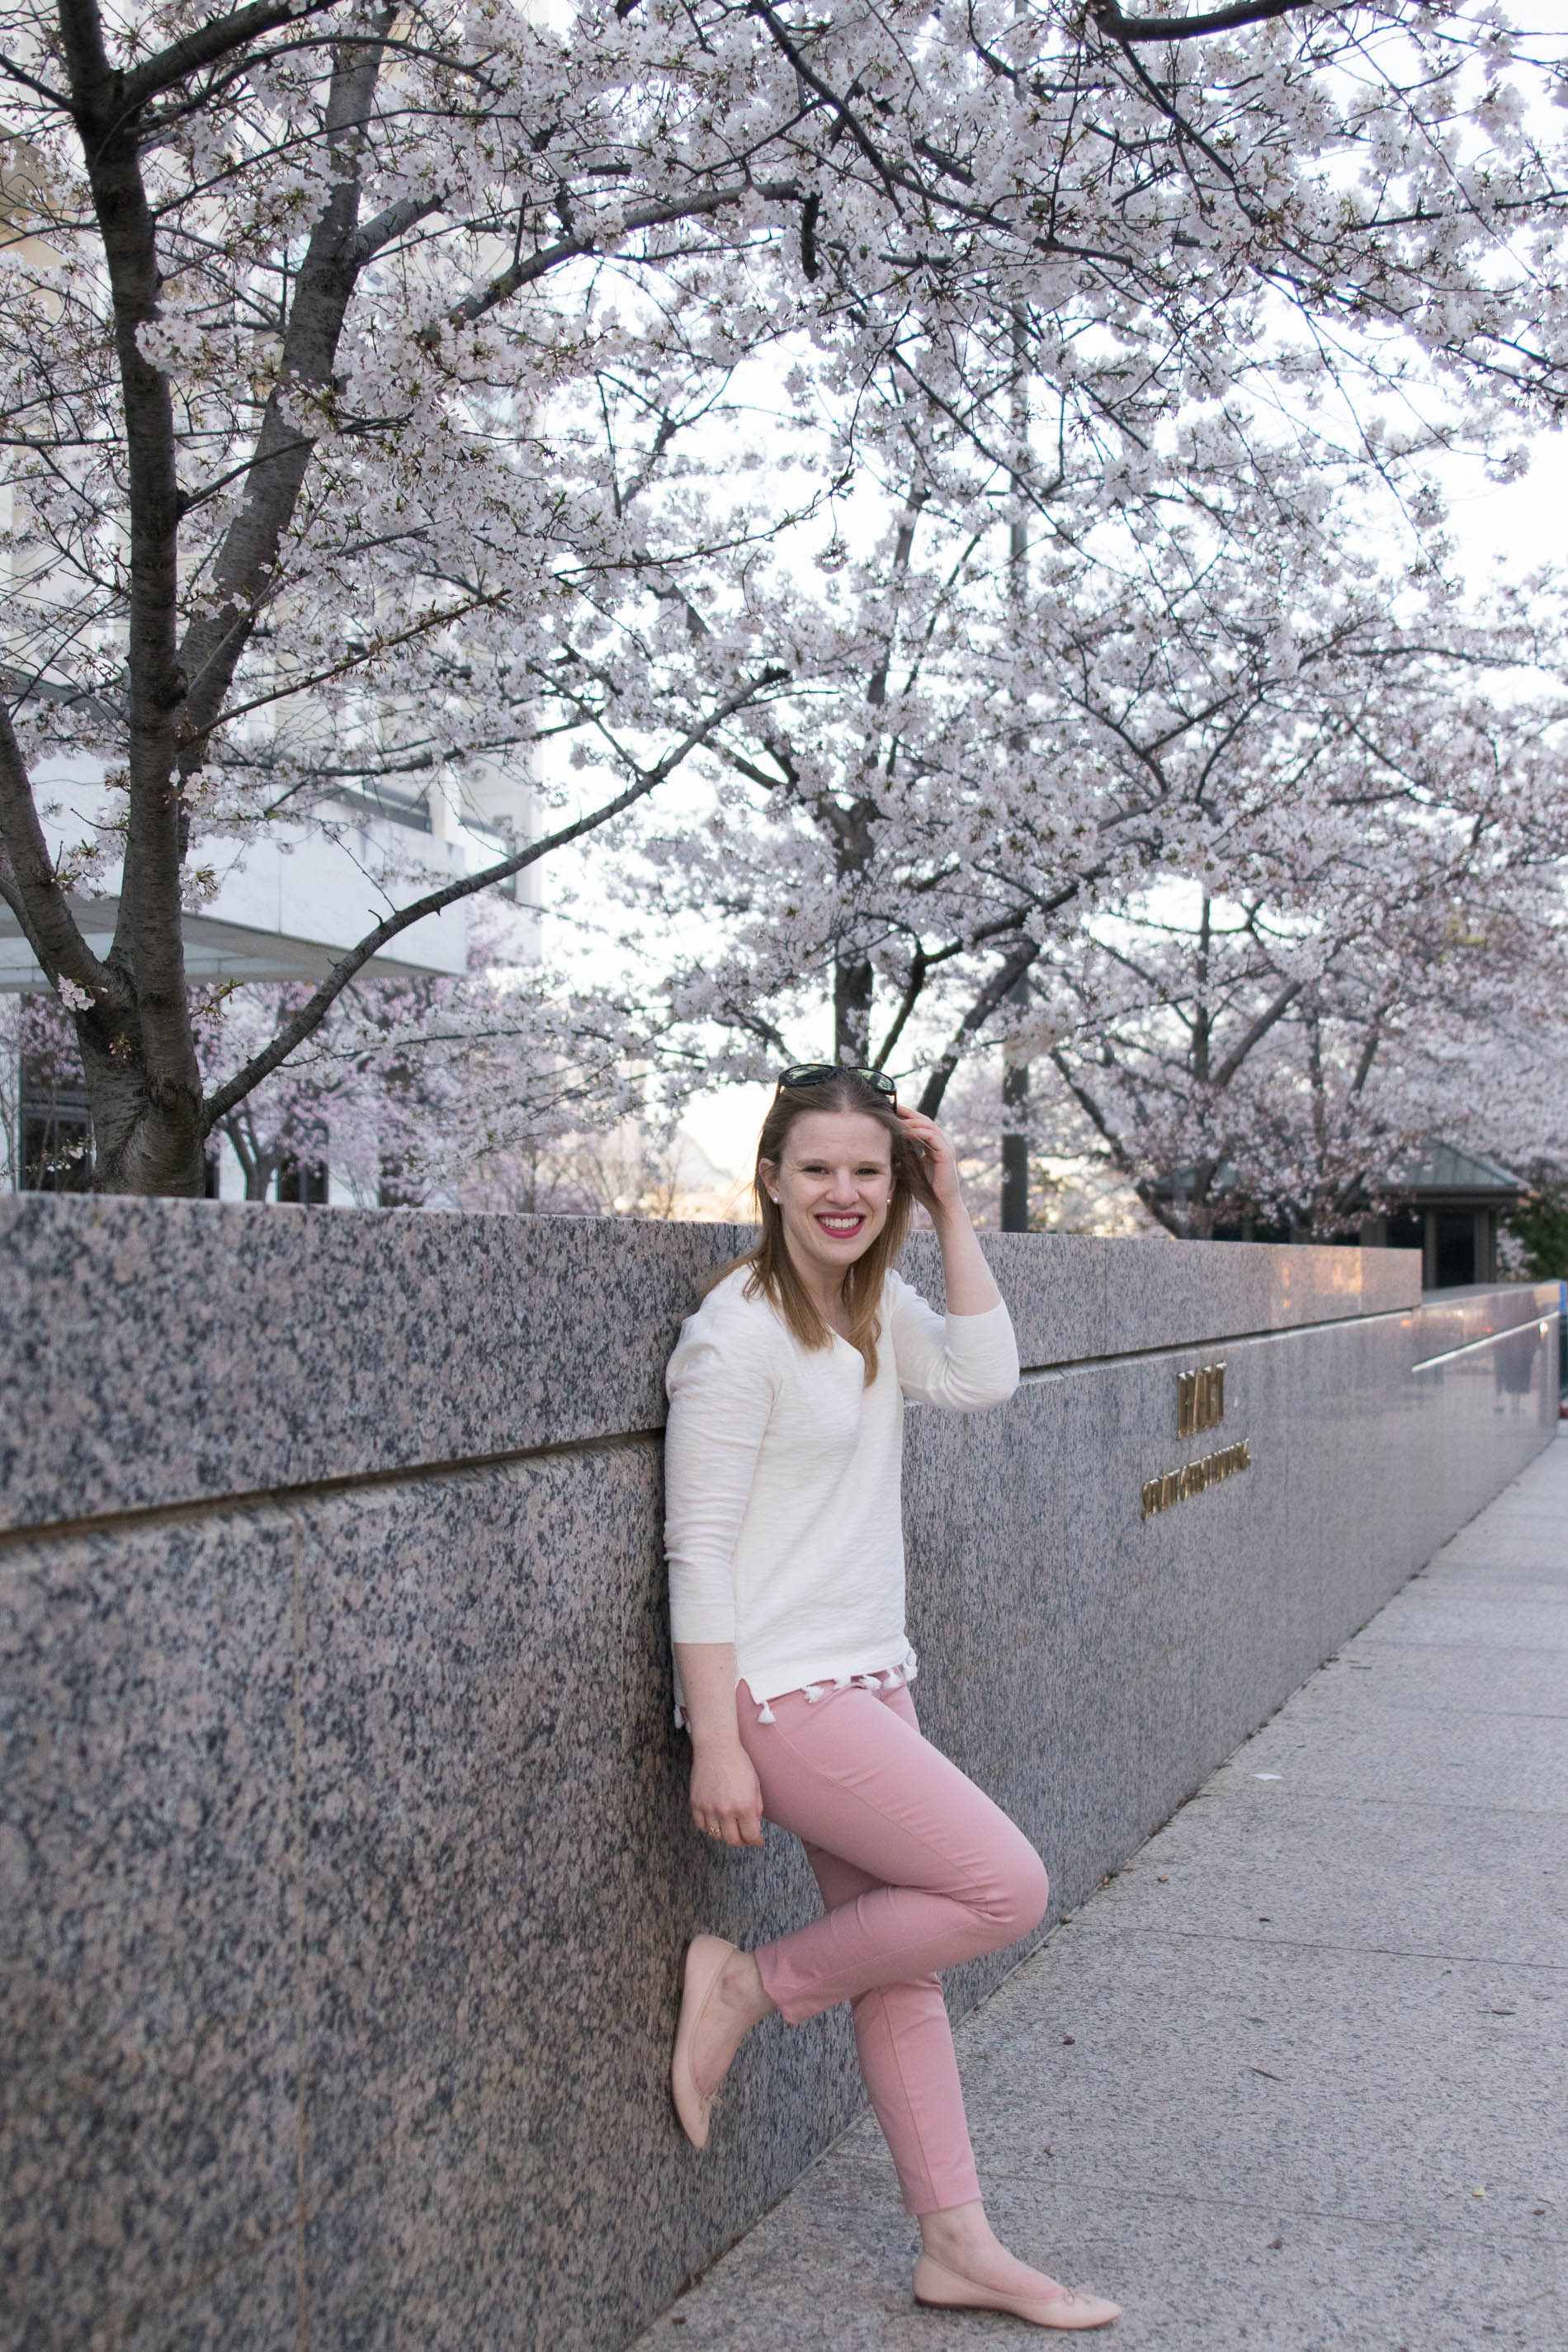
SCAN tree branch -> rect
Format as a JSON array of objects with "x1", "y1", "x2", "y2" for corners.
[
  {"x1": 1094, "y1": 0, "x2": 1318, "y2": 46},
  {"x1": 917, "y1": 937, "x2": 1040, "y2": 1117},
  {"x1": 874, "y1": 947, "x2": 928, "y2": 1071},
  {"x1": 1208, "y1": 975, "x2": 1306, "y2": 1091},
  {"x1": 746, "y1": 2, "x2": 904, "y2": 204},
  {"x1": 201, "y1": 670, "x2": 787, "y2": 1129},
  {"x1": 174, "y1": 12, "x2": 397, "y2": 777},
  {"x1": 434, "y1": 177, "x2": 805, "y2": 338},
  {"x1": 352, "y1": 189, "x2": 445, "y2": 265},
  {"x1": 1045, "y1": 1044, "x2": 1143, "y2": 1183},
  {"x1": 0, "y1": 47, "x2": 70, "y2": 105},
  {"x1": 120, "y1": 0, "x2": 336, "y2": 111},
  {"x1": 0, "y1": 700, "x2": 113, "y2": 995},
  {"x1": 1348, "y1": 1000, "x2": 1390, "y2": 1098}
]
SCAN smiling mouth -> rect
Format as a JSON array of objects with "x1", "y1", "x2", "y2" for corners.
[{"x1": 815, "y1": 1212, "x2": 867, "y2": 1235}]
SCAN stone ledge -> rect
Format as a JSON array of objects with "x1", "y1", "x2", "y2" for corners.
[{"x1": 0, "y1": 1199, "x2": 1440, "y2": 1537}]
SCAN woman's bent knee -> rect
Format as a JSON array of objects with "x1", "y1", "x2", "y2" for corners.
[{"x1": 979, "y1": 1838, "x2": 1051, "y2": 1945}]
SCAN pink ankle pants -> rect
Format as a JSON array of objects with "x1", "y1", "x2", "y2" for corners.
[{"x1": 738, "y1": 1676, "x2": 1050, "y2": 2216}]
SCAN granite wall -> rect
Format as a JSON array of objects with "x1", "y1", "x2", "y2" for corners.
[{"x1": 1, "y1": 1198, "x2": 1559, "y2": 2352}]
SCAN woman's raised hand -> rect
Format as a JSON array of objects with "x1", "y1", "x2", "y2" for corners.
[
  {"x1": 689, "y1": 1740, "x2": 766, "y2": 1849},
  {"x1": 895, "y1": 1104, "x2": 962, "y2": 1216},
  {"x1": 897, "y1": 1102, "x2": 1004, "y2": 1316}
]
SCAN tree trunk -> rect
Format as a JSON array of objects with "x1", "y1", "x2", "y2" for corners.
[
  {"x1": 78, "y1": 1024, "x2": 206, "y2": 1195},
  {"x1": 1001, "y1": 1056, "x2": 1030, "y2": 1230},
  {"x1": 834, "y1": 954, "x2": 873, "y2": 1065},
  {"x1": 54, "y1": 0, "x2": 205, "y2": 1193},
  {"x1": 999, "y1": 962, "x2": 1032, "y2": 1230},
  {"x1": 219, "y1": 1109, "x2": 281, "y2": 1202}
]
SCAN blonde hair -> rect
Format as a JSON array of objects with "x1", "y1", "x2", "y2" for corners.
[{"x1": 702, "y1": 1070, "x2": 937, "y2": 1382}]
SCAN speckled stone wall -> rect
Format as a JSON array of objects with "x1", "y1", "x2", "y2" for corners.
[{"x1": 1, "y1": 1198, "x2": 1559, "y2": 2352}]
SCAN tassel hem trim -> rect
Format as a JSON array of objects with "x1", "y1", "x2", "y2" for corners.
[{"x1": 673, "y1": 1645, "x2": 919, "y2": 1731}]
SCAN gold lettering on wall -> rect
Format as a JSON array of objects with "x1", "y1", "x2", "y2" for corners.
[
  {"x1": 1142, "y1": 1438, "x2": 1251, "y2": 1521},
  {"x1": 1177, "y1": 1363, "x2": 1227, "y2": 1438}
]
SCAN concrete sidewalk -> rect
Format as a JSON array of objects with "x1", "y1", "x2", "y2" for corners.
[{"x1": 637, "y1": 1430, "x2": 1567, "y2": 2352}]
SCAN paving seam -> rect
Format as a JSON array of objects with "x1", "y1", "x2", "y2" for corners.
[
  {"x1": 1276, "y1": 1704, "x2": 1568, "y2": 1721},
  {"x1": 813, "y1": 2155, "x2": 1568, "y2": 2245},
  {"x1": 1064, "y1": 1925, "x2": 1567, "y2": 1971},
  {"x1": 1103, "y1": 1797, "x2": 1568, "y2": 1821},
  {"x1": 1341, "y1": 1641, "x2": 1568, "y2": 1655},
  {"x1": 1392, "y1": 1576, "x2": 1568, "y2": 1586}
]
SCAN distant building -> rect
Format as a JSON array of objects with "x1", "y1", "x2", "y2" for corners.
[
  {"x1": 1358, "y1": 1143, "x2": 1525, "y2": 1290},
  {"x1": 2, "y1": 757, "x2": 536, "y2": 1198},
  {"x1": 1150, "y1": 1142, "x2": 1526, "y2": 1290}
]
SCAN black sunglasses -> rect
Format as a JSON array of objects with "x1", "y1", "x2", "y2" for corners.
[{"x1": 777, "y1": 1062, "x2": 897, "y2": 1102}]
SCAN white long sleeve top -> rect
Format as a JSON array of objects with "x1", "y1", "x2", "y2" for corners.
[{"x1": 664, "y1": 1264, "x2": 1020, "y2": 1715}]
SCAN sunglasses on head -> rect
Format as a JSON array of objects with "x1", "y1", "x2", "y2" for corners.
[{"x1": 777, "y1": 1062, "x2": 897, "y2": 1103}]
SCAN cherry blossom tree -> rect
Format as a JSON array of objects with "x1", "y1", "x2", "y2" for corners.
[
  {"x1": 194, "y1": 950, "x2": 649, "y2": 1200},
  {"x1": 1027, "y1": 607, "x2": 1568, "y2": 1230},
  {"x1": 199, "y1": 982, "x2": 406, "y2": 1201},
  {"x1": 2, "y1": 0, "x2": 1564, "y2": 1193},
  {"x1": 623, "y1": 424, "x2": 1568, "y2": 1223}
]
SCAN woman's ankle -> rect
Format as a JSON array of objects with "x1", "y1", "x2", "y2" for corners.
[
  {"x1": 918, "y1": 2208, "x2": 1067, "y2": 2301},
  {"x1": 720, "y1": 1948, "x2": 777, "y2": 2028},
  {"x1": 919, "y1": 2200, "x2": 996, "y2": 2267}
]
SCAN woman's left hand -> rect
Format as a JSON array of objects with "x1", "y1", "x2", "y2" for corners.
[{"x1": 895, "y1": 1105, "x2": 962, "y2": 1215}]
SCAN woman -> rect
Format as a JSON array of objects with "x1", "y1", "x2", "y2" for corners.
[{"x1": 663, "y1": 1064, "x2": 1119, "y2": 2332}]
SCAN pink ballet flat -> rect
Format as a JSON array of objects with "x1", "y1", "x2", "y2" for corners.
[
  {"x1": 914, "y1": 2252, "x2": 1121, "y2": 2330},
  {"x1": 670, "y1": 1934, "x2": 736, "y2": 2151}
]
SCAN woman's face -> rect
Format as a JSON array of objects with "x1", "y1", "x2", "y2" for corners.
[{"x1": 761, "y1": 1108, "x2": 895, "y2": 1285}]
